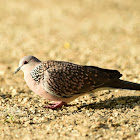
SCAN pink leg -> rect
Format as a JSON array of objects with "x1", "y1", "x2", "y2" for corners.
[{"x1": 44, "y1": 101, "x2": 67, "y2": 109}]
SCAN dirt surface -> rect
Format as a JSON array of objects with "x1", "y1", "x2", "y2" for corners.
[{"x1": 0, "y1": 0, "x2": 140, "y2": 139}]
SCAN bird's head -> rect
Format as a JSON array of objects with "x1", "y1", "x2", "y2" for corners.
[{"x1": 14, "y1": 56, "x2": 41, "y2": 74}]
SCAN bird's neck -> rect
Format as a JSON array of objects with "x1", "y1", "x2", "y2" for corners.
[{"x1": 22, "y1": 62, "x2": 41, "y2": 74}]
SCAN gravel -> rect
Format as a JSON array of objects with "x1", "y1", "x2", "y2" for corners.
[{"x1": 0, "y1": 0, "x2": 140, "y2": 139}]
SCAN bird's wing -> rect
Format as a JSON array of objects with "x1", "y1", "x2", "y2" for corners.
[{"x1": 42, "y1": 61, "x2": 117, "y2": 98}]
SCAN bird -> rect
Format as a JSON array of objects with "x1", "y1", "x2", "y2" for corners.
[{"x1": 14, "y1": 55, "x2": 140, "y2": 109}]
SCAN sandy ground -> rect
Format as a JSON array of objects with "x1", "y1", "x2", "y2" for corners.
[{"x1": 0, "y1": 0, "x2": 140, "y2": 139}]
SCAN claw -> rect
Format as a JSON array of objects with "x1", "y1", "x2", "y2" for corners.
[{"x1": 44, "y1": 101, "x2": 67, "y2": 109}]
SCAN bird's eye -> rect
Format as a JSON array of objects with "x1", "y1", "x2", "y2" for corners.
[{"x1": 24, "y1": 61, "x2": 28, "y2": 64}]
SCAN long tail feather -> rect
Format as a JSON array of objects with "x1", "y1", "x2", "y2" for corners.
[{"x1": 108, "y1": 79, "x2": 140, "y2": 90}]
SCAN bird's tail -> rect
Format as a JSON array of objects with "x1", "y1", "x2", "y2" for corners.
[{"x1": 108, "y1": 79, "x2": 140, "y2": 90}]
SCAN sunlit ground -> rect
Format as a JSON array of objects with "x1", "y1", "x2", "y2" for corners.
[{"x1": 0, "y1": 0, "x2": 140, "y2": 139}]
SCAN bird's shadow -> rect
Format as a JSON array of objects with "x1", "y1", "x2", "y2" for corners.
[
  {"x1": 78, "y1": 96, "x2": 140, "y2": 110},
  {"x1": 0, "y1": 92, "x2": 139, "y2": 110}
]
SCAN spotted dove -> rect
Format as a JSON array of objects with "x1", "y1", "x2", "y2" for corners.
[{"x1": 14, "y1": 56, "x2": 140, "y2": 109}]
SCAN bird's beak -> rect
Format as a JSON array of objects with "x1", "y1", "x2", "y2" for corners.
[{"x1": 14, "y1": 67, "x2": 21, "y2": 74}]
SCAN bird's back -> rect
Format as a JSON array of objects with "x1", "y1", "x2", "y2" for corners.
[{"x1": 30, "y1": 61, "x2": 122, "y2": 98}]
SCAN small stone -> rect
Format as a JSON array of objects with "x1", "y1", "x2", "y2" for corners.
[
  {"x1": 11, "y1": 89, "x2": 18, "y2": 96},
  {"x1": 137, "y1": 132, "x2": 140, "y2": 139}
]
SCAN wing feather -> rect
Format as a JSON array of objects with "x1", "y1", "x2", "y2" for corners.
[{"x1": 42, "y1": 61, "x2": 112, "y2": 98}]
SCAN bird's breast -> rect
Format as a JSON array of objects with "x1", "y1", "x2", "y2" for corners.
[{"x1": 24, "y1": 72, "x2": 77, "y2": 103}]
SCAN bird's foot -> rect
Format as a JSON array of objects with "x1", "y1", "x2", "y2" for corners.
[{"x1": 44, "y1": 101, "x2": 67, "y2": 109}]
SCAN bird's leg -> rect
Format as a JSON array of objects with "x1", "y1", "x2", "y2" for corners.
[{"x1": 44, "y1": 101, "x2": 67, "y2": 109}]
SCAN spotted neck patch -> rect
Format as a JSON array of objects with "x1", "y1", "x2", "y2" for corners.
[{"x1": 30, "y1": 63, "x2": 44, "y2": 83}]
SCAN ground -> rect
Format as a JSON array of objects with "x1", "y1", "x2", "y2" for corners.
[{"x1": 0, "y1": 0, "x2": 140, "y2": 139}]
